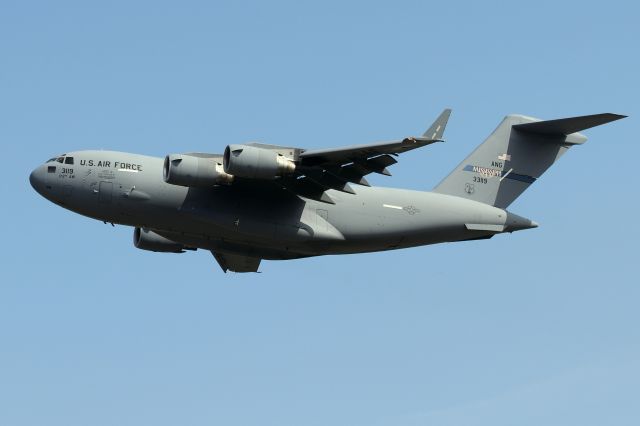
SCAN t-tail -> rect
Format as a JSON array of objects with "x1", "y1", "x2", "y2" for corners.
[{"x1": 434, "y1": 112, "x2": 626, "y2": 208}]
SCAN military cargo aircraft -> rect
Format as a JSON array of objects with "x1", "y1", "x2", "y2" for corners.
[{"x1": 30, "y1": 110, "x2": 625, "y2": 272}]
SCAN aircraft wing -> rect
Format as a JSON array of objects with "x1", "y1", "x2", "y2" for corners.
[
  {"x1": 300, "y1": 108, "x2": 451, "y2": 165},
  {"x1": 168, "y1": 109, "x2": 451, "y2": 204},
  {"x1": 286, "y1": 109, "x2": 451, "y2": 203}
]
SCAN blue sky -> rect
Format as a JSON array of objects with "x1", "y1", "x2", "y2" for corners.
[{"x1": 1, "y1": 1, "x2": 638, "y2": 425}]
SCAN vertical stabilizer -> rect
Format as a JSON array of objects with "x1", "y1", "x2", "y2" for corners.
[{"x1": 433, "y1": 113, "x2": 625, "y2": 208}]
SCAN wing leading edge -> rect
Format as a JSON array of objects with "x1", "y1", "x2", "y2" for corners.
[
  {"x1": 300, "y1": 108, "x2": 451, "y2": 165},
  {"x1": 287, "y1": 109, "x2": 451, "y2": 202}
]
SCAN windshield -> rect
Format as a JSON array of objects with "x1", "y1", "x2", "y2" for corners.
[{"x1": 46, "y1": 154, "x2": 67, "y2": 163}]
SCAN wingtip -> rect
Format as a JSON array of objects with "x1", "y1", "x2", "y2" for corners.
[{"x1": 599, "y1": 113, "x2": 628, "y2": 125}]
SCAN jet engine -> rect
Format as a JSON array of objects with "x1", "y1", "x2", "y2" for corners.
[
  {"x1": 133, "y1": 227, "x2": 188, "y2": 253},
  {"x1": 163, "y1": 154, "x2": 234, "y2": 187},
  {"x1": 223, "y1": 144, "x2": 295, "y2": 179}
]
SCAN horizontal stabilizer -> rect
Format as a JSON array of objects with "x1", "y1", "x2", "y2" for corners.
[{"x1": 513, "y1": 113, "x2": 626, "y2": 136}]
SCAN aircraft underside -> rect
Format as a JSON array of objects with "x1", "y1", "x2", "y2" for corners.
[{"x1": 29, "y1": 110, "x2": 625, "y2": 272}]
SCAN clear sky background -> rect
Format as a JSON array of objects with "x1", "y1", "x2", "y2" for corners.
[{"x1": 1, "y1": 1, "x2": 638, "y2": 425}]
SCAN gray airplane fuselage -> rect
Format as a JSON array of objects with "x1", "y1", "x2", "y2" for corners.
[{"x1": 29, "y1": 150, "x2": 533, "y2": 260}]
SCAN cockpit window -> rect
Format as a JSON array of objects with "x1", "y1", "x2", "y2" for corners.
[
  {"x1": 48, "y1": 166, "x2": 56, "y2": 173},
  {"x1": 45, "y1": 154, "x2": 67, "y2": 163},
  {"x1": 64, "y1": 156, "x2": 74, "y2": 165}
]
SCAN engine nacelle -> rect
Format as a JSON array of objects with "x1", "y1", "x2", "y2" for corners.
[
  {"x1": 223, "y1": 144, "x2": 295, "y2": 179},
  {"x1": 163, "y1": 154, "x2": 234, "y2": 187},
  {"x1": 133, "y1": 227, "x2": 186, "y2": 253}
]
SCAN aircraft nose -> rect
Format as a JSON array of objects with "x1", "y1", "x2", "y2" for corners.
[{"x1": 29, "y1": 165, "x2": 47, "y2": 195}]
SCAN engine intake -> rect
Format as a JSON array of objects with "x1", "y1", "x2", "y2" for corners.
[
  {"x1": 133, "y1": 227, "x2": 187, "y2": 253},
  {"x1": 223, "y1": 144, "x2": 295, "y2": 179},
  {"x1": 163, "y1": 154, "x2": 234, "y2": 187}
]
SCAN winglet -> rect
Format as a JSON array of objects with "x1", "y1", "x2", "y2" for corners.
[{"x1": 422, "y1": 108, "x2": 452, "y2": 141}]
